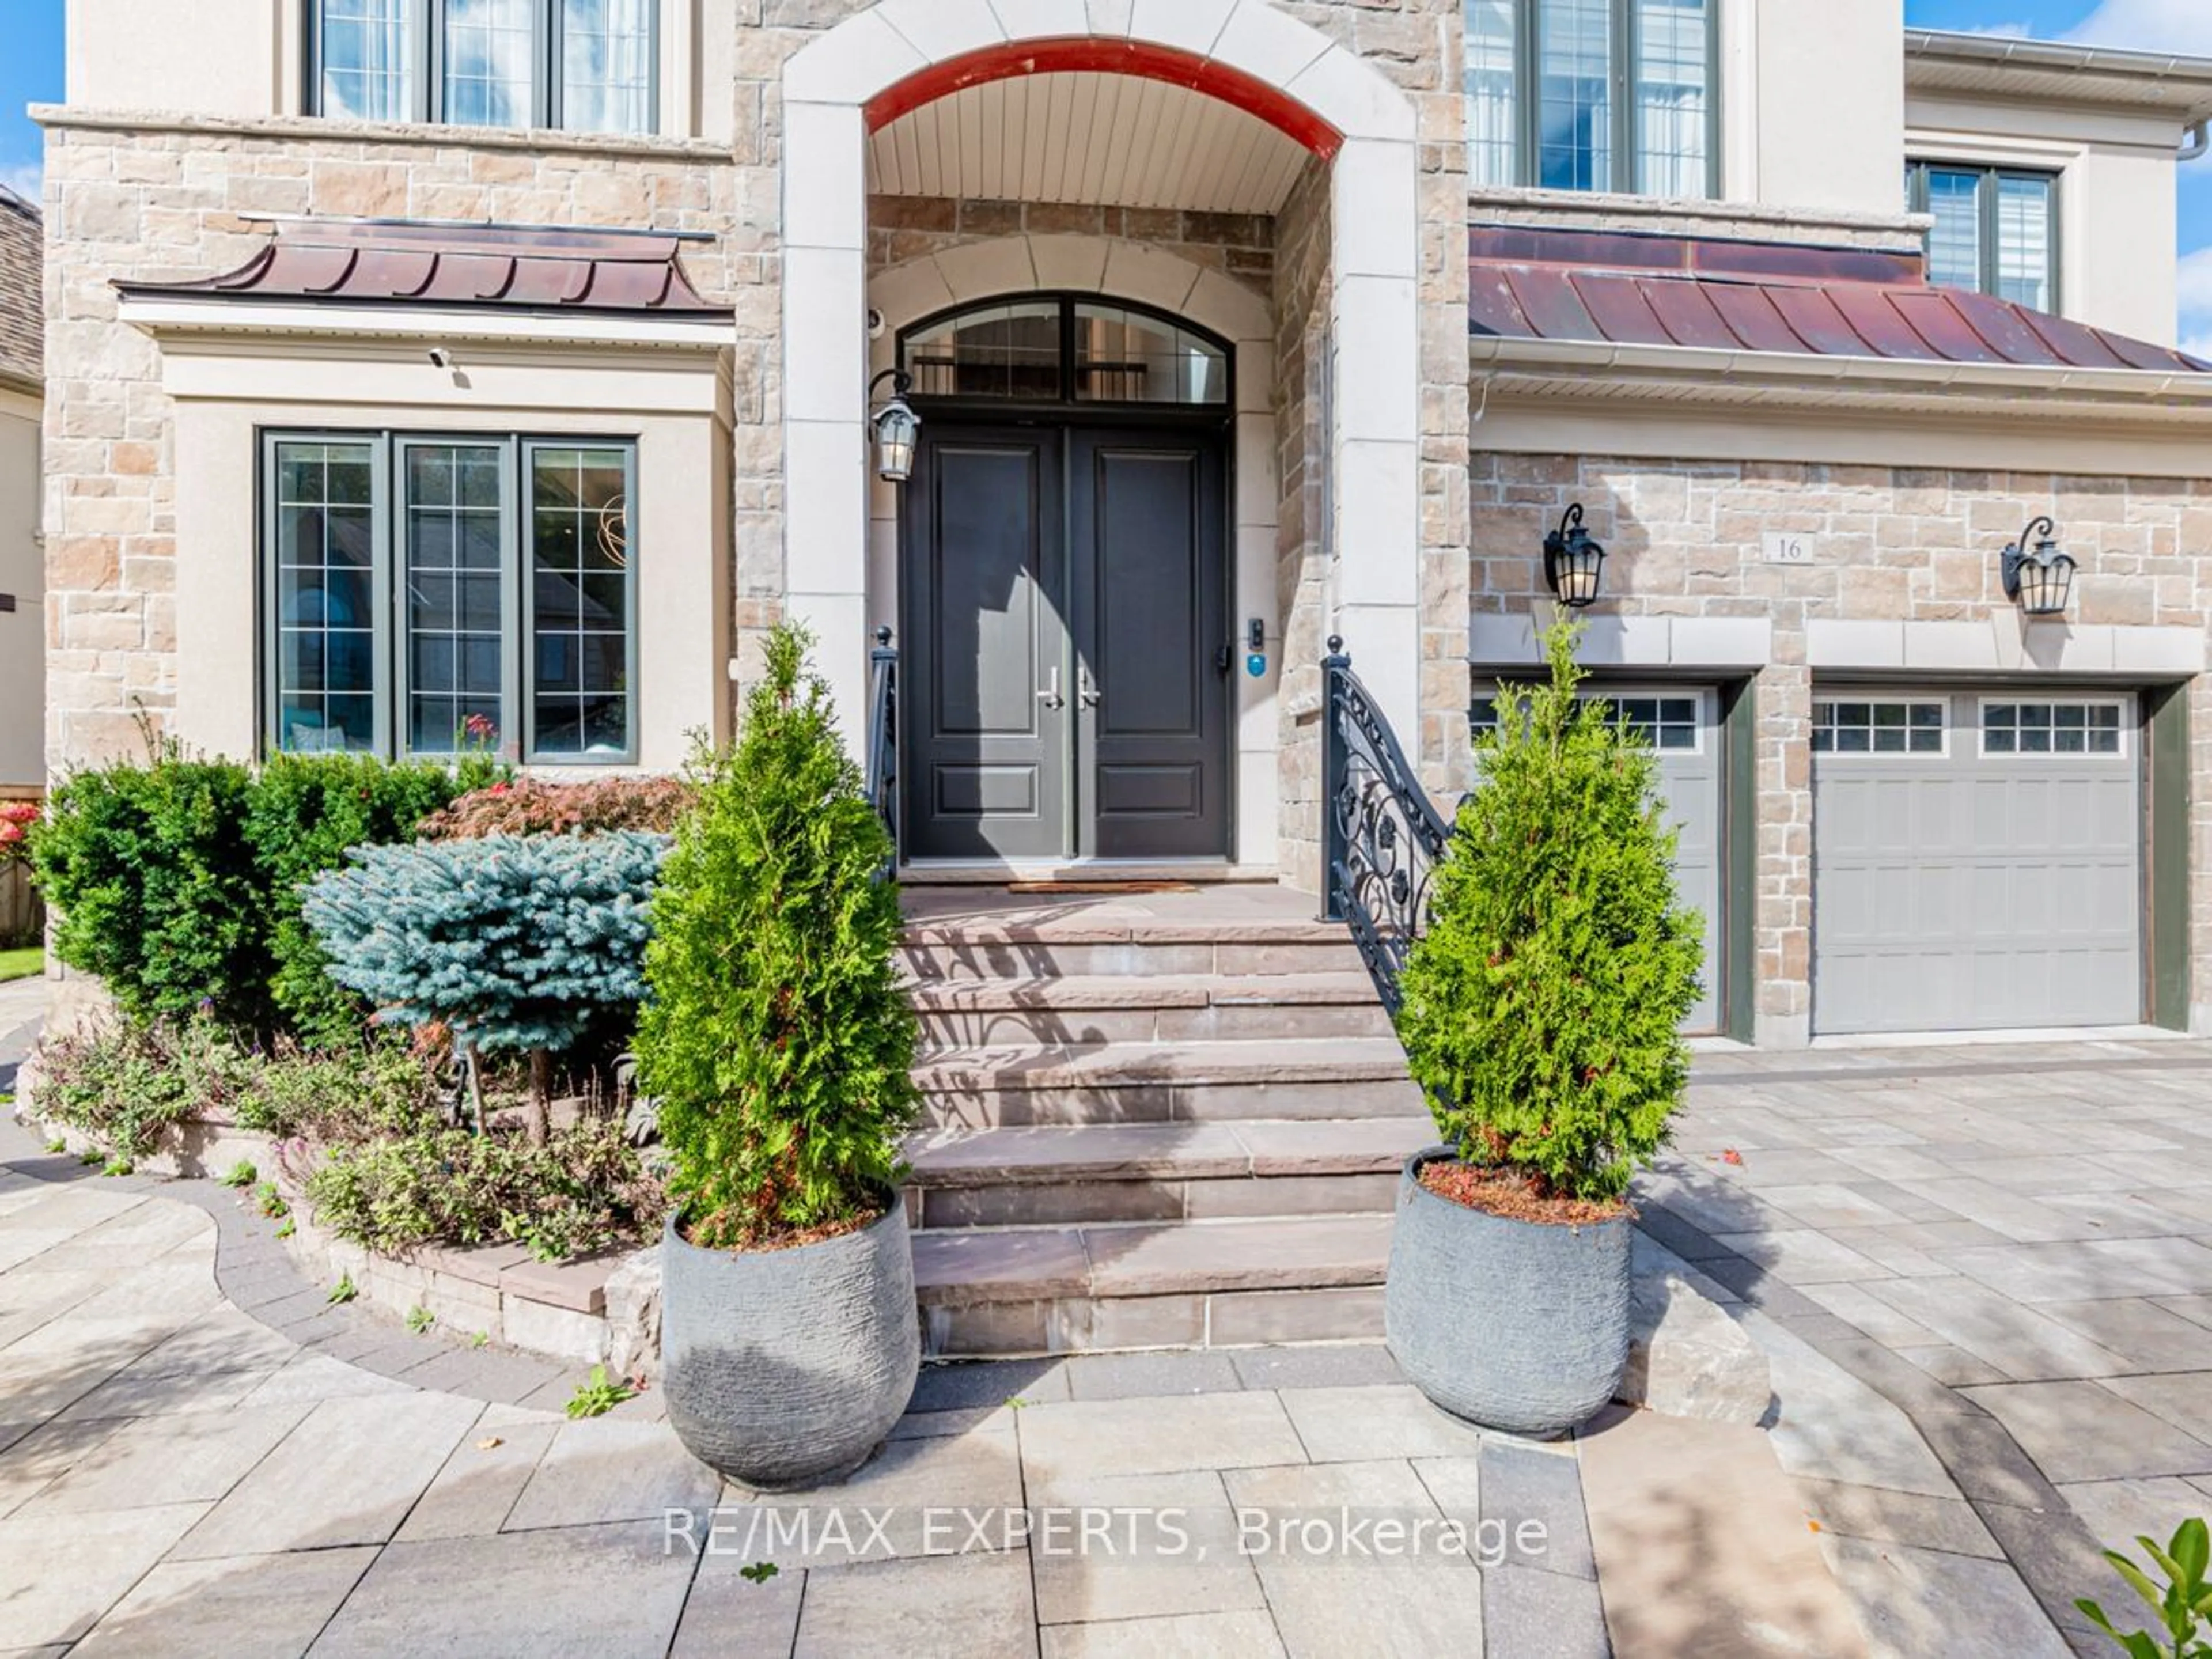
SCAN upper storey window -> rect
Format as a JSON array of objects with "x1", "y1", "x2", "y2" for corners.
[
  {"x1": 1465, "y1": 0, "x2": 1717, "y2": 198},
  {"x1": 1907, "y1": 162, "x2": 2057, "y2": 315},
  {"x1": 309, "y1": 0, "x2": 657, "y2": 135}
]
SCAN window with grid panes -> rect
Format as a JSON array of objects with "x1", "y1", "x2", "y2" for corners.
[{"x1": 264, "y1": 433, "x2": 637, "y2": 763}]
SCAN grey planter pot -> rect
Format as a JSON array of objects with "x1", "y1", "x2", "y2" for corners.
[
  {"x1": 1384, "y1": 1146, "x2": 1632, "y2": 1438},
  {"x1": 661, "y1": 1200, "x2": 919, "y2": 1491}
]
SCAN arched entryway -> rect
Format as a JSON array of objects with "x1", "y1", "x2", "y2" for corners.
[{"x1": 781, "y1": 1, "x2": 1422, "y2": 879}]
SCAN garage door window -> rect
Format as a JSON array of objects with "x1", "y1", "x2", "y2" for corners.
[
  {"x1": 1607, "y1": 695, "x2": 1700, "y2": 751},
  {"x1": 1982, "y1": 700, "x2": 2124, "y2": 756},
  {"x1": 1812, "y1": 700, "x2": 1945, "y2": 755},
  {"x1": 1471, "y1": 692, "x2": 1699, "y2": 750}
]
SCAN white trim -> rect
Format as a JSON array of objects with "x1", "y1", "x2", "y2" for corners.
[
  {"x1": 781, "y1": 0, "x2": 1424, "y2": 761},
  {"x1": 1586, "y1": 688, "x2": 1712, "y2": 758},
  {"x1": 1808, "y1": 618, "x2": 2206, "y2": 676},
  {"x1": 1469, "y1": 612, "x2": 1773, "y2": 670},
  {"x1": 118, "y1": 296, "x2": 734, "y2": 351},
  {"x1": 1810, "y1": 696, "x2": 1953, "y2": 761},
  {"x1": 1904, "y1": 130, "x2": 2085, "y2": 172},
  {"x1": 1975, "y1": 693, "x2": 2133, "y2": 762}
]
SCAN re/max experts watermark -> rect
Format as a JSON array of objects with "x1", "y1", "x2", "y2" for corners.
[{"x1": 664, "y1": 1506, "x2": 1550, "y2": 1567}]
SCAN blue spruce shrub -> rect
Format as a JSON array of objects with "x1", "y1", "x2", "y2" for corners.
[{"x1": 302, "y1": 831, "x2": 666, "y2": 1137}]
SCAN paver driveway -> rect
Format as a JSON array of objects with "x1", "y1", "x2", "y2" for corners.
[
  {"x1": 1653, "y1": 1039, "x2": 2212, "y2": 1657},
  {"x1": 2, "y1": 988, "x2": 2209, "y2": 1656}
]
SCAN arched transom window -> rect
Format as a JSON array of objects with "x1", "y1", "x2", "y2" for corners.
[{"x1": 899, "y1": 297, "x2": 1231, "y2": 408}]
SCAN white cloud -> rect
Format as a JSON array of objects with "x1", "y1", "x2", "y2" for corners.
[
  {"x1": 2175, "y1": 245, "x2": 2212, "y2": 357},
  {"x1": 0, "y1": 160, "x2": 37, "y2": 207},
  {"x1": 2065, "y1": 0, "x2": 2212, "y2": 54}
]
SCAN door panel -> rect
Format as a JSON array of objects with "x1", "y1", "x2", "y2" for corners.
[
  {"x1": 1812, "y1": 688, "x2": 2142, "y2": 1035},
  {"x1": 903, "y1": 429, "x2": 1067, "y2": 861},
  {"x1": 1071, "y1": 430, "x2": 1229, "y2": 859}
]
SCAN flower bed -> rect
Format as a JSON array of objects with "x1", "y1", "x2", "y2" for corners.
[{"x1": 23, "y1": 1095, "x2": 663, "y2": 1373}]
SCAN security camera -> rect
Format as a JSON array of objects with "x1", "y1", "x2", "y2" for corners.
[
  {"x1": 427, "y1": 346, "x2": 454, "y2": 369},
  {"x1": 866, "y1": 308, "x2": 887, "y2": 340}
]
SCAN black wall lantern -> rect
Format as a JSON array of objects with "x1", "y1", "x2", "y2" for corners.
[
  {"x1": 1543, "y1": 503, "x2": 1607, "y2": 609},
  {"x1": 869, "y1": 368, "x2": 920, "y2": 484},
  {"x1": 2001, "y1": 516, "x2": 2076, "y2": 618}
]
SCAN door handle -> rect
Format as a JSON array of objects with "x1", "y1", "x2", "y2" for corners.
[
  {"x1": 1038, "y1": 668, "x2": 1065, "y2": 710},
  {"x1": 1078, "y1": 667, "x2": 1101, "y2": 709}
]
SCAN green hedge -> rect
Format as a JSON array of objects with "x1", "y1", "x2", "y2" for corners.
[{"x1": 31, "y1": 748, "x2": 500, "y2": 1040}]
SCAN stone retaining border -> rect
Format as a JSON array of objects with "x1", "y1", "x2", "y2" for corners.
[
  {"x1": 24, "y1": 1110, "x2": 661, "y2": 1377},
  {"x1": 18, "y1": 1105, "x2": 1775, "y2": 1425}
]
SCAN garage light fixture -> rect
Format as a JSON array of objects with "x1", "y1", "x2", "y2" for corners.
[
  {"x1": 870, "y1": 368, "x2": 921, "y2": 485},
  {"x1": 2001, "y1": 516, "x2": 2075, "y2": 618},
  {"x1": 1543, "y1": 503, "x2": 1607, "y2": 609}
]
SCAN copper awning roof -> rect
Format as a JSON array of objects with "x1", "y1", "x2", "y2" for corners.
[
  {"x1": 1469, "y1": 226, "x2": 2209, "y2": 376},
  {"x1": 117, "y1": 218, "x2": 728, "y2": 317}
]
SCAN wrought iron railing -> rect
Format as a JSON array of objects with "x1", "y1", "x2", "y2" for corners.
[
  {"x1": 866, "y1": 626, "x2": 899, "y2": 869},
  {"x1": 1319, "y1": 635, "x2": 1453, "y2": 1018}
]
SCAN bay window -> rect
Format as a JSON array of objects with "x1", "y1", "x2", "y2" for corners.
[
  {"x1": 1464, "y1": 0, "x2": 1718, "y2": 198},
  {"x1": 265, "y1": 433, "x2": 638, "y2": 764},
  {"x1": 1907, "y1": 162, "x2": 2058, "y2": 314},
  {"x1": 308, "y1": 0, "x2": 657, "y2": 135}
]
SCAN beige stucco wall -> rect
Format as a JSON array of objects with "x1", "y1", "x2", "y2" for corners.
[
  {"x1": 1726, "y1": 0, "x2": 1907, "y2": 219},
  {"x1": 0, "y1": 386, "x2": 40, "y2": 789},
  {"x1": 1907, "y1": 93, "x2": 2190, "y2": 345},
  {"x1": 66, "y1": 0, "x2": 279, "y2": 124}
]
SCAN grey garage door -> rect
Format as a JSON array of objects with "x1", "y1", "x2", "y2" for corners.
[
  {"x1": 1476, "y1": 686, "x2": 1724, "y2": 1033},
  {"x1": 1812, "y1": 689, "x2": 2142, "y2": 1036}
]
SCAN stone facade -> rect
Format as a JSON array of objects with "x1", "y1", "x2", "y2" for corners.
[
  {"x1": 41, "y1": 0, "x2": 1478, "y2": 901},
  {"x1": 1271, "y1": 157, "x2": 1332, "y2": 882},
  {"x1": 1470, "y1": 456, "x2": 2212, "y2": 1040},
  {"x1": 39, "y1": 114, "x2": 747, "y2": 762},
  {"x1": 41, "y1": 0, "x2": 2209, "y2": 1043}
]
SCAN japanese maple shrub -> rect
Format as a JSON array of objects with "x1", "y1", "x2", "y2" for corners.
[
  {"x1": 635, "y1": 623, "x2": 919, "y2": 1251},
  {"x1": 1395, "y1": 618, "x2": 1703, "y2": 1209},
  {"x1": 302, "y1": 832, "x2": 666, "y2": 1139}
]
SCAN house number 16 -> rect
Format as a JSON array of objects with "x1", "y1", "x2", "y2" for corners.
[{"x1": 1761, "y1": 532, "x2": 1816, "y2": 565}]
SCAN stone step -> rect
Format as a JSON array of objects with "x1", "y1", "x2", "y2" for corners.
[
  {"x1": 908, "y1": 972, "x2": 1393, "y2": 1048},
  {"x1": 911, "y1": 1214, "x2": 1393, "y2": 1356},
  {"x1": 903, "y1": 1117, "x2": 1433, "y2": 1228},
  {"x1": 899, "y1": 921, "x2": 1363, "y2": 982},
  {"x1": 913, "y1": 1037, "x2": 1426, "y2": 1129}
]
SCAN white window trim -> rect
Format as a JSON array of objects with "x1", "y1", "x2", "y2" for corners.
[
  {"x1": 1471, "y1": 684, "x2": 1712, "y2": 756},
  {"x1": 1578, "y1": 684, "x2": 1710, "y2": 756},
  {"x1": 1812, "y1": 698, "x2": 1952, "y2": 761},
  {"x1": 1975, "y1": 695, "x2": 2131, "y2": 761}
]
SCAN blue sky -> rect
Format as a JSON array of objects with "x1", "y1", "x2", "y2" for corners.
[{"x1": 3, "y1": 1, "x2": 2211, "y2": 342}]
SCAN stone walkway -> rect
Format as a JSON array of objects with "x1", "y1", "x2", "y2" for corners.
[
  {"x1": 1652, "y1": 1038, "x2": 2212, "y2": 1658},
  {"x1": 2, "y1": 991, "x2": 2207, "y2": 1655},
  {"x1": 0, "y1": 1124, "x2": 1633, "y2": 1657}
]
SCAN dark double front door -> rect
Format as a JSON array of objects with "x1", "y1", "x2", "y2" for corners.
[{"x1": 903, "y1": 421, "x2": 1230, "y2": 862}]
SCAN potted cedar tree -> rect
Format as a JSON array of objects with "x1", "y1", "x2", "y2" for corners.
[
  {"x1": 637, "y1": 624, "x2": 921, "y2": 1489},
  {"x1": 1387, "y1": 618, "x2": 1702, "y2": 1436}
]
